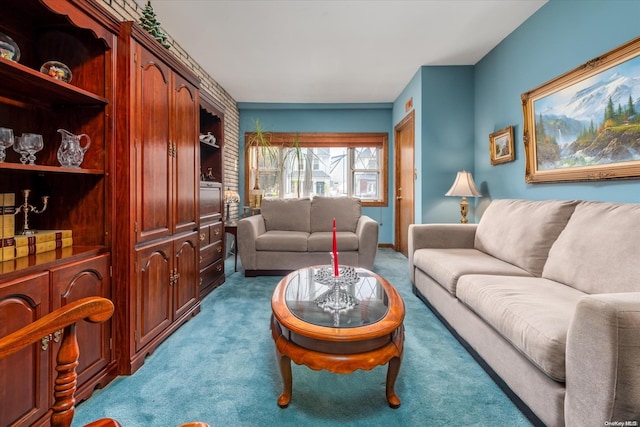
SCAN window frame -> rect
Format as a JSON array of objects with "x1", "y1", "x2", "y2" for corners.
[{"x1": 244, "y1": 132, "x2": 388, "y2": 207}]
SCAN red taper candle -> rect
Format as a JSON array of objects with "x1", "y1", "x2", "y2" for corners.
[{"x1": 332, "y1": 217, "x2": 339, "y2": 276}]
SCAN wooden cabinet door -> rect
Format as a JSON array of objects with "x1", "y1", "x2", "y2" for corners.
[
  {"x1": 135, "y1": 43, "x2": 172, "y2": 244},
  {"x1": 0, "y1": 272, "x2": 50, "y2": 427},
  {"x1": 173, "y1": 232, "x2": 199, "y2": 320},
  {"x1": 50, "y1": 254, "x2": 112, "y2": 393},
  {"x1": 135, "y1": 240, "x2": 173, "y2": 352},
  {"x1": 172, "y1": 73, "x2": 199, "y2": 235}
]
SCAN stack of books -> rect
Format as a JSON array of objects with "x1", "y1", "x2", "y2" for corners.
[
  {"x1": 14, "y1": 229, "x2": 73, "y2": 258},
  {"x1": 0, "y1": 193, "x2": 15, "y2": 262}
]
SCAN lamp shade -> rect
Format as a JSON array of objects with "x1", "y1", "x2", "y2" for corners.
[
  {"x1": 224, "y1": 188, "x2": 239, "y2": 204},
  {"x1": 445, "y1": 170, "x2": 481, "y2": 197}
]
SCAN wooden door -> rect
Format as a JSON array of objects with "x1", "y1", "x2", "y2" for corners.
[
  {"x1": 394, "y1": 111, "x2": 415, "y2": 257},
  {"x1": 0, "y1": 272, "x2": 50, "y2": 427},
  {"x1": 136, "y1": 43, "x2": 172, "y2": 244},
  {"x1": 172, "y1": 73, "x2": 199, "y2": 235},
  {"x1": 173, "y1": 231, "x2": 199, "y2": 319},
  {"x1": 50, "y1": 254, "x2": 113, "y2": 397},
  {"x1": 135, "y1": 239, "x2": 173, "y2": 352}
]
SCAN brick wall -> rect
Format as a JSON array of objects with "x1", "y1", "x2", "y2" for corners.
[{"x1": 98, "y1": 0, "x2": 241, "y2": 217}]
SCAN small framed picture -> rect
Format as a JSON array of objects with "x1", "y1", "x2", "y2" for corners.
[{"x1": 489, "y1": 125, "x2": 515, "y2": 165}]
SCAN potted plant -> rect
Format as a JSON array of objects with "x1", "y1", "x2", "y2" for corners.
[
  {"x1": 282, "y1": 133, "x2": 316, "y2": 198},
  {"x1": 245, "y1": 119, "x2": 274, "y2": 208}
]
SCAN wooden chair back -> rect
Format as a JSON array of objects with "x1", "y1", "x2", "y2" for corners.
[{"x1": 0, "y1": 297, "x2": 119, "y2": 427}]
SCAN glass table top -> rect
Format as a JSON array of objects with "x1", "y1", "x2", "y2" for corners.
[{"x1": 284, "y1": 267, "x2": 389, "y2": 328}]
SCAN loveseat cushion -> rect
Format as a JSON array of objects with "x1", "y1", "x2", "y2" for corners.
[
  {"x1": 261, "y1": 198, "x2": 311, "y2": 232},
  {"x1": 310, "y1": 196, "x2": 361, "y2": 233},
  {"x1": 307, "y1": 231, "x2": 359, "y2": 252},
  {"x1": 412, "y1": 248, "x2": 532, "y2": 294},
  {"x1": 543, "y1": 201, "x2": 640, "y2": 294},
  {"x1": 255, "y1": 231, "x2": 309, "y2": 252},
  {"x1": 474, "y1": 199, "x2": 578, "y2": 277},
  {"x1": 457, "y1": 274, "x2": 586, "y2": 382}
]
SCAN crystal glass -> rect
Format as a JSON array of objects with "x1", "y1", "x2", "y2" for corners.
[
  {"x1": 0, "y1": 127, "x2": 14, "y2": 162},
  {"x1": 15, "y1": 133, "x2": 43, "y2": 165},
  {"x1": 12, "y1": 135, "x2": 27, "y2": 164}
]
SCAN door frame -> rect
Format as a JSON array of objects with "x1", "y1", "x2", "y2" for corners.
[{"x1": 394, "y1": 110, "x2": 415, "y2": 254}]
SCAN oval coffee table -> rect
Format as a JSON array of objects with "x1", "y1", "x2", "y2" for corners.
[{"x1": 270, "y1": 266, "x2": 405, "y2": 408}]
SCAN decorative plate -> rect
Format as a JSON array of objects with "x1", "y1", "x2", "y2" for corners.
[
  {"x1": 40, "y1": 61, "x2": 72, "y2": 83},
  {"x1": 0, "y1": 32, "x2": 20, "y2": 62}
]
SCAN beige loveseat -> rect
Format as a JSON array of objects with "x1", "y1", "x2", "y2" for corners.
[
  {"x1": 238, "y1": 196, "x2": 378, "y2": 276},
  {"x1": 408, "y1": 199, "x2": 639, "y2": 427}
]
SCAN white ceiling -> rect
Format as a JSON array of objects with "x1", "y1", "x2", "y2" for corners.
[{"x1": 138, "y1": 0, "x2": 547, "y2": 103}]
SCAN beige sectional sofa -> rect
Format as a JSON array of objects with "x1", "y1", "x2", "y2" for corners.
[
  {"x1": 408, "y1": 199, "x2": 639, "y2": 427},
  {"x1": 238, "y1": 196, "x2": 378, "y2": 276}
]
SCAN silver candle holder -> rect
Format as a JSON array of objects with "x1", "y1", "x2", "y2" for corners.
[
  {"x1": 15, "y1": 189, "x2": 49, "y2": 235},
  {"x1": 314, "y1": 256, "x2": 360, "y2": 316}
]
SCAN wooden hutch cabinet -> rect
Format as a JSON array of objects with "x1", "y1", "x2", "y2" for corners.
[
  {"x1": 199, "y1": 93, "x2": 226, "y2": 297},
  {"x1": 0, "y1": 0, "x2": 118, "y2": 425},
  {"x1": 114, "y1": 21, "x2": 200, "y2": 374},
  {"x1": 0, "y1": 0, "x2": 225, "y2": 416}
]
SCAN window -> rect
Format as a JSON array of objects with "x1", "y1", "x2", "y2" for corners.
[{"x1": 244, "y1": 132, "x2": 388, "y2": 207}]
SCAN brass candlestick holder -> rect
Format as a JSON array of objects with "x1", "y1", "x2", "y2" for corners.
[{"x1": 15, "y1": 189, "x2": 49, "y2": 235}]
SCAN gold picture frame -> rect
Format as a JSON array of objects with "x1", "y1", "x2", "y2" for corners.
[
  {"x1": 489, "y1": 126, "x2": 515, "y2": 165},
  {"x1": 521, "y1": 36, "x2": 640, "y2": 183}
]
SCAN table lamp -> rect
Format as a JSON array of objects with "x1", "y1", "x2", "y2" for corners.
[
  {"x1": 224, "y1": 187, "x2": 240, "y2": 223},
  {"x1": 445, "y1": 170, "x2": 481, "y2": 224}
]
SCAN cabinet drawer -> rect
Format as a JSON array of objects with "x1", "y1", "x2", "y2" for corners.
[
  {"x1": 209, "y1": 222, "x2": 223, "y2": 243},
  {"x1": 200, "y1": 243, "x2": 214, "y2": 267},
  {"x1": 212, "y1": 240, "x2": 224, "y2": 261},
  {"x1": 200, "y1": 241, "x2": 223, "y2": 267},
  {"x1": 199, "y1": 227, "x2": 210, "y2": 246},
  {"x1": 200, "y1": 257, "x2": 224, "y2": 288}
]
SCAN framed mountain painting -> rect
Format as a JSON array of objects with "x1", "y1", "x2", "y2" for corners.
[{"x1": 521, "y1": 36, "x2": 640, "y2": 183}]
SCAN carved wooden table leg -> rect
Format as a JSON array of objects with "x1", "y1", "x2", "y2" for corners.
[
  {"x1": 386, "y1": 355, "x2": 402, "y2": 408},
  {"x1": 271, "y1": 314, "x2": 293, "y2": 408},
  {"x1": 276, "y1": 352, "x2": 292, "y2": 408}
]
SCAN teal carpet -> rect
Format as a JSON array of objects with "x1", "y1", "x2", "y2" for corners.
[{"x1": 73, "y1": 249, "x2": 532, "y2": 427}]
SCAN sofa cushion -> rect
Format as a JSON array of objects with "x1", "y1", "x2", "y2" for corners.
[
  {"x1": 412, "y1": 248, "x2": 532, "y2": 294},
  {"x1": 307, "y1": 231, "x2": 359, "y2": 252},
  {"x1": 261, "y1": 198, "x2": 311, "y2": 232},
  {"x1": 474, "y1": 199, "x2": 578, "y2": 276},
  {"x1": 255, "y1": 231, "x2": 309, "y2": 252},
  {"x1": 310, "y1": 196, "x2": 361, "y2": 233},
  {"x1": 543, "y1": 201, "x2": 640, "y2": 294},
  {"x1": 457, "y1": 274, "x2": 586, "y2": 382}
]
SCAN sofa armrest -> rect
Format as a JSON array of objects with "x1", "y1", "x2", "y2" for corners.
[
  {"x1": 237, "y1": 215, "x2": 266, "y2": 271},
  {"x1": 565, "y1": 292, "x2": 640, "y2": 426},
  {"x1": 408, "y1": 224, "x2": 477, "y2": 284},
  {"x1": 355, "y1": 215, "x2": 378, "y2": 270}
]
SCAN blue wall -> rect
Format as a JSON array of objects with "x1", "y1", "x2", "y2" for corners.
[
  {"x1": 421, "y1": 66, "x2": 475, "y2": 223},
  {"x1": 474, "y1": 0, "x2": 640, "y2": 210},
  {"x1": 237, "y1": 103, "x2": 395, "y2": 244}
]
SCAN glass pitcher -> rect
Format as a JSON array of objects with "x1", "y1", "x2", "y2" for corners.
[{"x1": 57, "y1": 129, "x2": 90, "y2": 168}]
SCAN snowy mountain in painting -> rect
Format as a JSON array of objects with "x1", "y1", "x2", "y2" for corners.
[{"x1": 539, "y1": 73, "x2": 640, "y2": 124}]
